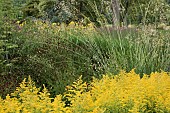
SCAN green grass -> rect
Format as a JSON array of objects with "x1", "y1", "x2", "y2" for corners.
[{"x1": 0, "y1": 19, "x2": 170, "y2": 98}]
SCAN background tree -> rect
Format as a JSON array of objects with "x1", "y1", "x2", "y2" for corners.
[
  {"x1": 17, "y1": 0, "x2": 170, "y2": 25},
  {"x1": 111, "y1": 0, "x2": 120, "y2": 27}
]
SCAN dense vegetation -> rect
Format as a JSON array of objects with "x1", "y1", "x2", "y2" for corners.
[
  {"x1": 0, "y1": 0, "x2": 170, "y2": 112},
  {"x1": 0, "y1": 71, "x2": 170, "y2": 112}
]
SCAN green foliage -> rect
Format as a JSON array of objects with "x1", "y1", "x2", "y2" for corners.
[
  {"x1": 0, "y1": 0, "x2": 19, "y2": 75},
  {"x1": 126, "y1": 0, "x2": 170, "y2": 25},
  {"x1": 19, "y1": 0, "x2": 170, "y2": 26},
  {"x1": 22, "y1": 0, "x2": 73, "y2": 23},
  {"x1": 0, "y1": 0, "x2": 170, "y2": 99},
  {"x1": 4, "y1": 19, "x2": 168, "y2": 98},
  {"x1": 10, "y1": 20, "x2": 98, "y2": 97},
  {"x1": 0, "y1": 0, "x2": 23, "y2": 98},
  {"x1": 22, "y1": 0, "x2": 41, "y2": 18}
]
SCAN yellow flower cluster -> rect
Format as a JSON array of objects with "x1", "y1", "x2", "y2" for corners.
[
  {"x1": 52, "y1": 21, "x2": 95, "y2": 35},
  {"x1": 16, "y1": 20, "x2": 96, "y2": 36},
  {"x1": 16, "y1": 20, "x2": 26, "y2": 27},
  {"x1": 0, "y1": 70, "x2": 170, "y2": 113},
  {"x1": 31, "y1": 20, "x2": 96, "y2": 35},
  {"x1": 0, "y1": 76, "x2": 65, "y2": 113},
  {"x1": 67, "y1": 70, "x2": 170, "y2": 113}
]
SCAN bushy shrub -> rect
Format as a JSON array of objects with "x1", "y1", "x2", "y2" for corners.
[{"x1": 0, "y1": 70, "x2": 170, "y2": 113}]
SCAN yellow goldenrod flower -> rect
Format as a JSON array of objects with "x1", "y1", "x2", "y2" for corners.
[
  {"x1": 52, "y1": 22, "x2": 57, "y2": 26},
  {"x1": 0, "y1": 70, "x2": 170, "y2": 112},
  {"x1": 68, "y1": 21, "x2": 76, "y2": 29}
]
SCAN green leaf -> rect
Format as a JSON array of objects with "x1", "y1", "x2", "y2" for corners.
[{"x1": 6, "y1": 44, "x2": 18, "y2": 49}]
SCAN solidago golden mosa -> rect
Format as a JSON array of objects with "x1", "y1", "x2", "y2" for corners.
[{"x1": 0, "y1": 70, "x2": 169, "y2": 113}]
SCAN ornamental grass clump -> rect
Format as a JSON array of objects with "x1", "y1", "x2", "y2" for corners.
[{"x1": 0, "y1": 70, "x2": 170, "y2": 113}]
